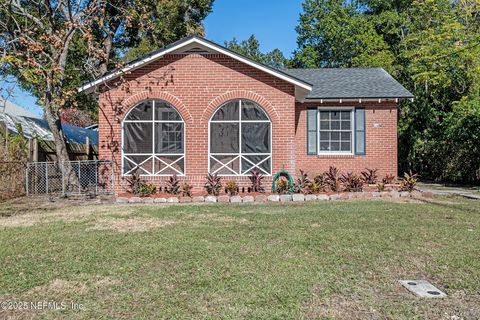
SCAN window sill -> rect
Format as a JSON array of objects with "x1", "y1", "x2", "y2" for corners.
[{"x1": 310, "y1": 153, "x2": 356, "y2": 159}]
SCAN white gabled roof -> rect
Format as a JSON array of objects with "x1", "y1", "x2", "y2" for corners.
[{"x1": 78, "y1": 36, "x2": 313, "y2": 100}]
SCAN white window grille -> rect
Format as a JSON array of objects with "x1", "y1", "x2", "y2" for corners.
[
  {"x1": 318, "y1": 108, "x2": 354, "y2": 154},
  {"x1": 122, "y1": 99, "x2": 185, "y2": 176},
  {"x1": 209, "y1": 99, "x2": 272, "y2": 176}
]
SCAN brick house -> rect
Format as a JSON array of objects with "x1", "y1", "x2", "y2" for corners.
[{"x1": 79, "y1": 36, "x2": 413, "y2": 194}]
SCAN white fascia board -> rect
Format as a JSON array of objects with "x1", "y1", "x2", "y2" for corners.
[
  {"x1": 78, "y1": 38, "x2": 197, "y2": 93},
  {"x1": 195, "y1": 39, "x2": 312, "y2": 92},
  {"x1": 78, "y1": 38, "x2": 313, "y2": 94},
  {"x1": 302, "y1": 98, "x2": 403, "y2": 103}
]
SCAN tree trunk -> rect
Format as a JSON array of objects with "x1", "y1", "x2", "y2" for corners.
[{"x1": 43, "y1": 101, "x2": 79, "y2": 194}]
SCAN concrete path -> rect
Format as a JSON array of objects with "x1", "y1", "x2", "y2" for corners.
[{"x1": 418, "y1": 183, "x2": 480, "y2": 200}]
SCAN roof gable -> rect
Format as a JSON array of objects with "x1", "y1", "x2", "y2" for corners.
[{"x1": 78, "y1": 36, "x2": 313, "y2": 100}]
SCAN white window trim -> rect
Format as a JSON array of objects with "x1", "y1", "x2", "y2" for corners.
[
  {"x1": 316, "y1": 107, "x2": 355, "y2": 156},
  {"x1": 121, "y1": 100, "x2": 186, "y2": 176},
  {"x1": 208, "y1": 99, "x2": 272, "y2": 176}
]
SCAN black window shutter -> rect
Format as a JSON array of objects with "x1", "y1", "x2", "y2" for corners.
[
  {"x1": 307, "y1": 108, "x2": 317, "y2": 155},
  {"x1": 355, "y1": 108, "x2": 366, "y2": 155}
]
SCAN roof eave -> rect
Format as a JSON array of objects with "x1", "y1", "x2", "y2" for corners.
[{"x1": 302, "y1": 96, "x2": 414, "y2": 103}]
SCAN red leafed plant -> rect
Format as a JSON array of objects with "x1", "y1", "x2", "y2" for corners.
[
  {"x1": 249, "y1": 170, "x2": 265, "y2": 193},
  {"x1": 165, "y1": 173, "x2": 180, "y2": 194},
  {"x1": 204, "y1": 173, "x2": 222, "y2": 196}
]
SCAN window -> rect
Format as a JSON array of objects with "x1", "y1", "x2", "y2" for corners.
[
  {"x1": 122, "y1": 99, "x2": 185, "y2": 175},
  {"x1": 307, "y1": 107, "x2": 365, "y2": 155},
  {"x1": 209, "y1": 100, "x2": 271, "y2": 175},
  {"x1": 319, "y1": 110, "x2": 353, "y2": 153}
]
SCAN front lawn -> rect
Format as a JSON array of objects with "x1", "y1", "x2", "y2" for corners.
[{"x1": 1, "y1": 197, "x2": 479, "y2": 319}]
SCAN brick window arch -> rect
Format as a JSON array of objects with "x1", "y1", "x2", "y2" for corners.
[
  {"x1": 209, "y1": 99, "x2": 271, "y2": 176},
  {"x1": 122, "y1": 99, "x2": 185, "y2": 176}
]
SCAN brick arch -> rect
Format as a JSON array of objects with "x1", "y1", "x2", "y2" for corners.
[
  {"x1": 201, "y1": 90, "x2": 280, "y2": 122},
  {"x1": 121, "y1": 90, "x2": 193, "y2": 123}
]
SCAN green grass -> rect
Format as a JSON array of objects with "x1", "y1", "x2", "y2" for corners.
[{"x1": 1, "y1": 197, "x2": 479, "y2": 319}]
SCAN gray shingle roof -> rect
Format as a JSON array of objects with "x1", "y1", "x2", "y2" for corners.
[{"x1": 283, "y1": 68, "x2": 413, "y2": 99}]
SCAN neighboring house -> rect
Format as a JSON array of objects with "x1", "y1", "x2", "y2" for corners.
[
  {"x1": 0, "y1": 98, "x2": 98, "y2": 160},
  {"x1": 0, "y1": 97, "x2": 41, "y2": 119},
  {"x1": 79, "y1": 36, "x2": 413, "y2": 193}
]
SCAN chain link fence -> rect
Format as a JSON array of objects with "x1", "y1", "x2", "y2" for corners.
[{"x1": 26, "y1": 160, "x2": 114, "y2": 196}]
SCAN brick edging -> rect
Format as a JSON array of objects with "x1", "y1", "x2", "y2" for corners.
[{"x1": 115, "y1": 190, "x2": 432, "y2": 204}]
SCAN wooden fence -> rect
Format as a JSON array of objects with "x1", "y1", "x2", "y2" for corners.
[{"x1": 32, "y1": 138, "x2": 98, "y2": 162}]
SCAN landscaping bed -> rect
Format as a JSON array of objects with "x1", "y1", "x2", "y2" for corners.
[{"x1": 116, "y1": 189, "x2": 432, "y2": 204}]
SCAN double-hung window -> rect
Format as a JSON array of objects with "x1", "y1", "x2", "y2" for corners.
[{"x1": 307, "y1": 107, "x2": 366, "y2": 155}]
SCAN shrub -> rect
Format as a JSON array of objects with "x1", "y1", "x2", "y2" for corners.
[
  {"x1": 294, "y1": 169, "x2": 311, "y2": 194},
  {"x1": 137, "y1": 183, "x2": 157, "y2": 196},
  {"x1": 400, "y1": 171, "x2": 418, "y2": 192},
  {"x1": 126, "y1": 167, "x2": 143, "y2": 194},
  {"x1": 275, "y1": 176, "x2": 290, "y2": 194},
  {"x1": 308, "y1": 182, "x2": 323, "y2": 194},
  {"x1": 325, "y1": 166, "x2": 342, "y2": 192},
  {"x1": 376, "y1": 182, "x2": 386, "y2": 192},
  {"x1": 340, "y1": 172, "x2": 364, "y2": 192},
  {"x1": 205, "y1": 173, "x2": 222, "y2": 196},
  {"x1": 180, "y1": 182, "x2": 193, "y2": 197},
  {"x1": 225, "y1": 180, "x2": 239, "y2": 196},
  {"x1": 312, "y1": 173, "x2": 327, "y2": 192},
  {"x1": 165, "y1": 173, "x2": 180, "y2": 194},
  {"x1": 382, "y1": 174, "x2": 396, "y2": 184},
  {"x1": 249, "y1": 170, "x2": 265, "y2": 193},
  {"x1": 126, "y1": 168, "x2": 156, "y2": 196},
  {"x1": 361, "y1": 168, "x2": 378, "y2": 184}
]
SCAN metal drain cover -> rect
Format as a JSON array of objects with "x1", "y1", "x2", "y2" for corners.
[{"x1": 398, "y1": 280, "x2": 447, "y2": 298}]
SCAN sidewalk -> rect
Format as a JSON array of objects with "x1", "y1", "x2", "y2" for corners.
[{"x1": 418, "y1": 183, "x2": 480, "y2": 200}]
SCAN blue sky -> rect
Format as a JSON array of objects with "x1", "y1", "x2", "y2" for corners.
[{"x1": 3, "y1": 0, "x2": 303, "y2": 117}]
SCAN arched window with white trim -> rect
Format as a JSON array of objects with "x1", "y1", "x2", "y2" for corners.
[
  {"x1": 209, "y1": 99, "x2": 271, "y2": 176},
  {"x1": 122, "y1": 99, "x2": 185, "y2": 176}
]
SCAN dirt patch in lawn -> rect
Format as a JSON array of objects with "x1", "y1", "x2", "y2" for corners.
[
  {"x1": 26, "y1": 279, "x2": 88, "y2": 298},
  {"x1": 0, "y1": 195, "x2": 114, "y2": 217},
  {"x1": 86, "y1": 217, "x2": 176, "y2": 233},
  {"x1": 0, "y1": 205, "x2": 134, "y2": 229},
  {"x1": 184, "y1": 213, "x2": 249, "y2": 225}
]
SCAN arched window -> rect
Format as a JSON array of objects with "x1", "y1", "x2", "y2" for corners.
[
  {"x1": 209, "y1": 99, "x2": 271, "y2": 176},
  {"x1": 122, "y1": 99, "x2": 185, "y2": 175}
]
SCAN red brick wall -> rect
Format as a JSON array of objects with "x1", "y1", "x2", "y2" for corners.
[
  {"x1": 97, "y1": 53, "x2": 399, "y2": 195},
  {"x1": 97, "y1": 53, "x2": 296, "y2": 194},
  {"x1": 294, "y1": 101, "x2": 398, "y2": 180}
]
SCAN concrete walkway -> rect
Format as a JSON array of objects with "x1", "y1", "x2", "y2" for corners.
[{"x1": 418, "y1": 183, "x2": 480, "y2": 200}]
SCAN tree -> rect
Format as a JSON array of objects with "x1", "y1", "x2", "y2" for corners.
[
  {"x1": 225, "y1": 35, "x2": 288, "y2": 68},
  {"x1": 293, "y1": 0, "x2": 480, "y2": 182},
  {"x1": 292, "y1": 0, "x2": 395, "y2": 72},
  {"x1": 123, "y1": 0, "x2": 213, "y2": 61},
  {"x1": 0, "y1": 0, "x2": 213, "y2": 170}
]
